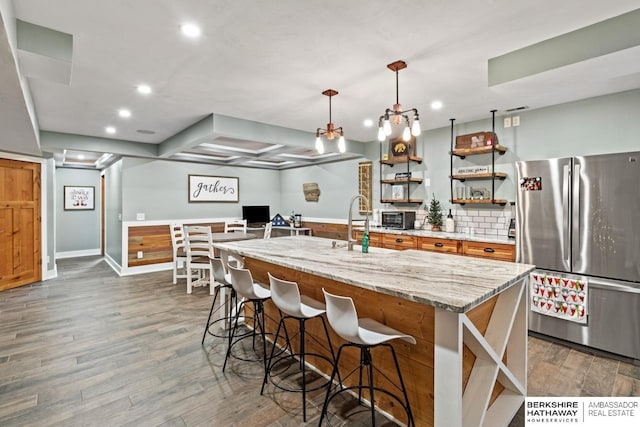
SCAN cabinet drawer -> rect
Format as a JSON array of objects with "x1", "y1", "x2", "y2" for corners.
[
  {"x1": 462, "y1": 241, "x2": 515, "y2": 261},
  {"x1": 418, "y1": 237, "x2": 460, "y2": 254},
  {"x1": 353, "y1": 231, "x2": 381, "y2": 247},
  {"x1": 381, "y1": 234, "x2": 417, "y2": 250}
]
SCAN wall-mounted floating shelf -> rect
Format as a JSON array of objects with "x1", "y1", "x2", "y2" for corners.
[
  {"x1": 381, "y1": 177, "x2": 424, "y2": 184},
  {"x1": 380, "y1": 198, "x2": 424, "y2": 204},
  {"x1": 450, "y1": 172, "x2": 507, "y2": 181},
  {"x1": 380, "y1": 155, "x2": 423, "y2": 166},
  {"x1": 449, "y1": 112, "x2": 508, "y2": 206}
]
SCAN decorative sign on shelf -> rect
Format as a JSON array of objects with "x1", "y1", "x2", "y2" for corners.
[
  {"x1": 389, "y1": 136, "x2": 416, "y2": 157},
  {"x1": 188, "y1": 174, "x2": 239, "y2": 202},
  {"x1": 530, "y1": 273, "x2": 588, "y2": 324},
  {"x1": 64, "y1": 186, "x2": 95, "y2": 210},
  {"x1": 394, "y1": 172, "x2": 412, "y2": 179},
  {"x1": 455, "y1": 165, "x2": 491, "y2": 175},
  {"x1": 391, "y1": 185, "x2": 404, "y2": 200}
]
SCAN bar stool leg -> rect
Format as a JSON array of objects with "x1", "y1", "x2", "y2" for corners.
[
  {"x1": 201, "y1": 285, "x2": 220, "y2": 345},
  {"x1": 319, "y1": 316, "x2": 342, "y2": 386},
  {"x1": 222, "y1": 299, "x2": 244, "y2": 372},
  {"x1": 299, "y1": 318, "x2": 307, "y2": 421},
  {"x1": 318, "y1": 344, "x2": 346, "y2": 426},
  {"x1": 385, "y1": 343, "x2": 415, "y2": 426},
  {"x1": 364, "y1": 348, "x2": 376, "y2": 427}
]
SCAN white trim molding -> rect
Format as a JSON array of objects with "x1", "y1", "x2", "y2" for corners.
[{"x1": 56, "y1": 248, "x2": 101, "y2": 259}]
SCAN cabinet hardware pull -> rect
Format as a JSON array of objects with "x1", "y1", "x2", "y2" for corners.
[
  {"x1": 396, "y1": 238, "x2": 403, "y2": 243},
  {"x1": 434, "y1": 242, "x2": 444, "y2": 247},
  {"x1": 484, "y1": 248, "x2": 495, "y2": 253}
]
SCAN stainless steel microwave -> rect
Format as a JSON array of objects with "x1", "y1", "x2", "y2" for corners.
[{"x1": 381, "y1": 211, "x2": 416, "y2": 229}]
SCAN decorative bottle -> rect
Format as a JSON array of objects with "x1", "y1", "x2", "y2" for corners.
[
  {"x1": 361, "y1": 230, "x2": 369, "y2": 253},
  {"x1": 445, "y1": 209, "x2": 455, "y2": 233}
]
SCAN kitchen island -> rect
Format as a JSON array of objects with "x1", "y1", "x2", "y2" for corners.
[{"x1": 214, "y1": 236, "x2": 535, "y2": 427}]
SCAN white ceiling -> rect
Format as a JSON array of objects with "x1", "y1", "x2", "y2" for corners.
[{"x1": 4, "y1": 0, "x2": 640, "y2": 168}]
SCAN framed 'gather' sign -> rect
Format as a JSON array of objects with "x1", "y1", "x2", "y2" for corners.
[
  {"x1": 64, "y1": 186, "x2": 95, "y2": 210},
  {"x1": 188, "y1": 175, "x2": 239, "y2": 202}
]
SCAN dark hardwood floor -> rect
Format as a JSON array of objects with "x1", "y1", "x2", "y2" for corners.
[{"x1": 0, "y1": 257, "x2": 638, "y2": 426}]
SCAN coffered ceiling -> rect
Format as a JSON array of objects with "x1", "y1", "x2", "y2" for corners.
[{"x1": 1, "y1": 1, "x2": 639, "y2": 169}]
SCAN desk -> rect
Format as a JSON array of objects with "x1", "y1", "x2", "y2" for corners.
[{"x1": 272, "y1": 226, "x2": 313, "y2": 236}]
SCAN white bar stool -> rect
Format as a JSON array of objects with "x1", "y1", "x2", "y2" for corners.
[
  {"x1": 260, "y1": 274, "x2": 339, "y2": 422},
  {"x1": 201, "y1": 257, "x2": 237, "y2": 344},
  {"x1": 222, "y1": 264, "x2": 272, "y2": 376},
  {"x1": 319, "y1": 289, "x2": 416, "y2": 427}
]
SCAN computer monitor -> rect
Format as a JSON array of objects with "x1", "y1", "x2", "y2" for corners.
[{"x1": 242, "y1": 205, "x2": 270, "y2": 226}]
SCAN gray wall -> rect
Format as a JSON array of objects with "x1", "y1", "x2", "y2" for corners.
[
  {"x1": 104, "y1": 159, "x2": 122, "y2": 265},
  {"x1": 121, "y1": 157, "x2": 281, "y2": 221},
  {"x1": 55, "y1": 168, "x2": 101, "y2": 253},
  {"x1": 279, "y1": 159, "x2": 364, "y2": 220}
]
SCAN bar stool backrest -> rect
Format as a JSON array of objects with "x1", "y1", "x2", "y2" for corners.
[
  {"x1": 268, "y1": 273, "x2": 302, "y2": 318},
  {"x1": 227, "y1": 264, "x2": 259, "y2": 300},
  {"x1": 211, "y1": 257, "x2": 230, "y2": 285},
  {"x1": 322, "y1": 289, "x2": 360, "y2": 342},
  {"x1": 263, "y1": 222, "x2": 272, "y2": 239},
  {"x1": 224, "y1": 219, "x2": 247, "y2": 233}
]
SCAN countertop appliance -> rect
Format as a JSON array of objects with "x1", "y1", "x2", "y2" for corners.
[
  {"x1": 516, "y1": 152, "x2": 640, "y2": 360},
  {"x1": 381, "y1": 211, "x2": 415, "y2": 230}
]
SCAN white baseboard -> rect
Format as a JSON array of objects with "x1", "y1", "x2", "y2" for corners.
[
  {"x1": 44, "y1": 265, "x2": 58, "y2": 280},
  {"x1": 120, "y1": 262, "x2": 173, "y2": 276},
  {"x1": 56, "y1": 249, "x2": 102, "y2": 259},
  {"x1": 103, "y1": 253, "x2": 122, "y2": 276}
]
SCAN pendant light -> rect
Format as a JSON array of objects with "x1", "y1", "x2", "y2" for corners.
[
  {"x1": 315, "y1": 89, "x2": 346, "y2": 154},
  {"x1": 377, "y1": 60, "x2": 421, "y2": 142}
]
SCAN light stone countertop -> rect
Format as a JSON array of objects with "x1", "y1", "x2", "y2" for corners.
[
  {"x1": 357, "y1": 226, "x2": 516, "y2": 245},
  {"x1": 214, "y1": 236, "x2": 534, "y2": 313}
]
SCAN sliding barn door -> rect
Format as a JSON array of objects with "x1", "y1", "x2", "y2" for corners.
[{"x1": 0, "y1": 159, "x2": 41, "y2": 291}]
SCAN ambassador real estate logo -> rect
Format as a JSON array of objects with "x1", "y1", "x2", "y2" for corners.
[{"x1": 526, "y1": 397, "x2": 639, "y2": 426}]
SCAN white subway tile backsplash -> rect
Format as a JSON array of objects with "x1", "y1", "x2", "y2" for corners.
[
  {"x1": 479, "y1": 211, "x2": 491, "y2": 217},
  {"x1": 491, "y1": 211, "x2": 504, "y2": 217},
  {"x1": 484, "y1": 229, "x2": 498, "y2": 235},
  {"x1": 466, "y1": 210, "x2": 479, "y2": 217},
  {"x1": 497, "y1": 230, "x2": 508, "y2": 236},
  {"x1": 497, "y1": 217, "x2": 506, "y2": 224},
  {"x1": 473, "y1": 217, "x2": 486, "y2": 223},
  {"x1": 484, "y1": 217, "x2": 498, "y2": 223}
]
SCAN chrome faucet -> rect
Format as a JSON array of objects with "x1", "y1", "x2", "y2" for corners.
[{"x1": 347, "y1": 194, "x2": 371, "y2": 251}]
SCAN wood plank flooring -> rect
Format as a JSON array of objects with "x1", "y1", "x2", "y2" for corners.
[{"x1": 0, "y1": 257, "x2": 638, "y2": 426}]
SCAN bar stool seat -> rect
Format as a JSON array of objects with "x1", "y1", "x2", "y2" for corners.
[
  {"x1": 260, "y1": 274, "x2": 339, "y2": 422},
  {"x1": 319, "y1": 288, "x2": 416, "y2": 427}
]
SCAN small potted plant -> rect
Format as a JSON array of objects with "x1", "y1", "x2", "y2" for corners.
[{"x1": 426, "y1": 195, "x2": 443, "y2": 231}]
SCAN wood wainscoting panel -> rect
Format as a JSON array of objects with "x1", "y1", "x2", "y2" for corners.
[{"x1": 127, "y1": 222, "x2": 225, "y2": 267}]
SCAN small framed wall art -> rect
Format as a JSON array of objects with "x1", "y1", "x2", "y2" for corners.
[
  {"x1": 64, "y1": 186, "x2": 95, "y2": 210},
  {"x1": 188, "y1": 174, "x2": 239, "y2": 202}
]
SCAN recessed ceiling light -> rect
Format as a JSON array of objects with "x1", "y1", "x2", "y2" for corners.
[
  {"x1": 77, "y1": 154, "x2": 85, "y2": 160},
  {"x1": 137, "y1": 84, "x2": 152, "y2": 95},
  {"x1": 118, "y1": 109, "x2": 131, "y2": 118},
  {"x1": 180, "y1": 23, "x2": 201, "y2": 38},
  {"x1": 105, "y1": 126, "x2": 116, "y2": 134},
  {"x1": 431, "y1": 100, "x2": 443, "y2": 110},
  {"x1": 363, "y1": 119, "x2": 373, "y2": 127}
]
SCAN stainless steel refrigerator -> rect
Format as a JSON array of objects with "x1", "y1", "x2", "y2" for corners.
[{"x1": 516, "y1": 152, "x2": 640, "y2": 360}]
